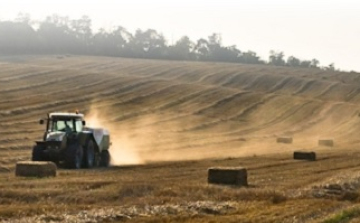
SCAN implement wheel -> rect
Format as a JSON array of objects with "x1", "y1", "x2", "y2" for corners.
[{"x1": 100, "y1": 150, "x2": 110, "y2": 167}]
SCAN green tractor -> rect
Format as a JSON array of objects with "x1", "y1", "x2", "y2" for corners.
[{"x1": 32, "y1": 112, "x2": 111, "y2": 169}]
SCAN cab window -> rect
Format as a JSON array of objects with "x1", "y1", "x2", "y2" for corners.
[{"x1": 75, "y1": 120, "x2": 83, "y2": 132}]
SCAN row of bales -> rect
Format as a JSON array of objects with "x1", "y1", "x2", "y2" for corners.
[
  {"x1": 15, "y1": 137, "x2": 335, "y2": 188},
  {"x1": 276, "y1": 137, "x2": 334, "y2": 147},
  {"x1": 277, "y1": 137, "x2": 333, "y2": 161},
  {"x1": 208, "y1": 137, "x2": 334, "y2": 186}
]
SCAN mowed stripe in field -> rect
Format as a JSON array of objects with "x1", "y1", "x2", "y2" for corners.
[{"x1": 0, "y1": 55, "x2": 360, "y2": 165}]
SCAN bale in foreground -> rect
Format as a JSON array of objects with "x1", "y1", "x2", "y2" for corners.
[
  {"x1": 318, "y1": 139, "x2": 334, "y2": 147},
  {"x1": 293, "y1": 151, "x2": 316, "y2": 161},
  {"x1": 15, "y1": 161, "x2": 57, "y2": 177},
  {"x1": 276, "y1": 137, "x2": 293, "y2": 144},
  {"x1": 208, "y1": 167, "x2": 247, "y2": 186}
]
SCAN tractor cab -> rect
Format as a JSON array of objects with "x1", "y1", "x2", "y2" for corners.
[
  {"x1": 40, "y1": 112, "x2": 86, "y2": 140},
  {"x1": 42, "y1": 113, "x2": 85, "y2": 132}
]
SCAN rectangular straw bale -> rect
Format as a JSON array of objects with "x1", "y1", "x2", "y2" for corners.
[
  {"x1": 15, "y1": 161, "x2": 57, "y2": 177},
  {"x1": 293, "y1": 151, "x2": 316, "y2": 161},
  {"x1": 208, "y1": 167, "x2": 247, "y2": 186},
  {"x1": 276, "y1": 137, "x2": 293, "y2": 144},
  {"x1": 318, "y1": 139, "x2": 334, "y2": 147}
]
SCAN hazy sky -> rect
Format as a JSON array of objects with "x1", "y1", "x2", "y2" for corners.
[{"x1": 0, "y1": 0, "x2": 359, "y2": 71}]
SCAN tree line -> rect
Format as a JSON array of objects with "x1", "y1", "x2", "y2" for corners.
[{"x1": 0, "y1": 14, "x2": 335, "y2": 70}]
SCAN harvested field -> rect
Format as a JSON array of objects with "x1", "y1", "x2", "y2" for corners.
[{"x1": 1, "y1": 55, "x2": 360, "y2": 222}]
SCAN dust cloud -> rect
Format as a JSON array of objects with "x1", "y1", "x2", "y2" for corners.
[
  {"x1": 83, "y1": 103, "x2": 331, "y2": 166},
  {"x1": 83, "y1": 104, "x2": 235, "y2": 166},
  {"x1": 84, "y1": 106, "x2": 144, "y2": 166}
]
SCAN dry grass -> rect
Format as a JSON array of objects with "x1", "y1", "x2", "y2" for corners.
[
  {"x1": 1, "y1": 55, "x2": 360, "y2": 222},
  {"x1": 1, "y1": 151, "x2": 360, "y2": 222}
]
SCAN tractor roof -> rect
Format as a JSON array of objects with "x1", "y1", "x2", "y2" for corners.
[{"x1": 49, "y1": 112, "x2": 84, "y2": 119}]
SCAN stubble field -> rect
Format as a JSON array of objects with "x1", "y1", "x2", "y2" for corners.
[{"x1": 1, "y1": 55, "x2": 360, "y2": 222}]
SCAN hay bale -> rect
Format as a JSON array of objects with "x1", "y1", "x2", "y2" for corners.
[
  {"x1": 15, "y1": 161, "x2": 57, "y2": 177},
  {"x1": 208, "y1": 167, "x2": 247, "y2": 186},
  {"x1": 318, "y1": 139, "x2": 334, "y2": 147},
  {"x1": 293, "y1": 151, "x2": 316, "y2": 161},
  {"x1": 276, "y1": 137, "x2": 293, "y2": 144}
]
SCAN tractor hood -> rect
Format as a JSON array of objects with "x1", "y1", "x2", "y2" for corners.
[{"x1": 46, "y1": 132, "x2": 66, "y2": 142}]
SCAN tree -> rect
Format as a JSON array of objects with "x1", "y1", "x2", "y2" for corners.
[
  {"x1": 269, "y1": 51, "x2": 285, "y2": 66},
  {"x1": 208, "y1": 33, "x2": 222, "y2": 46},
  {"x1": 300, "y1": 60, "x2": 312, "y2": 68},
  {"x1": 206, "y1": 33, "x2": 242, "y2": 62},
  {"x1": 129, "y1": 29, "x2": 167, "y2": 58},
  {"x1": 0, "y1": 20, "x2": 39, "y2": 54},
  {"x1": 310, "y1": 59, "x2": 319, "y2": 68},
  {"x1": 0, "y1": 14, "x2": 330, "y2": 69},
  {"x1": 92, "y1": 28, "x2": 112, "y2": 55},
  {"x1": 92, "y1": 27, "x2": 133, "y2": 57},
  {"x1": 286, "y1": 56, "x2": 300, "y2": 67},
  {"x1": 324, "y1": 63, "x2": 335, "y2": 71},
  {"x1": 194, "y1": 38, "x2": 210, "y2": 61},
  {"x1": 37, "y1": 14, "x2": 77, "y2": 54},
  {"x1": 111, "y1": 26, "x2": 132, "y2": 56},
  {"x1": 168, "y1": 36, "x2": 194, "y2": 60},
  {"x1": 241, "y1": 51, "x2": 263, "y2": 64},
  {"x1": 71, "y1": 15, "x2": 92, "y2": 53},
  {"x1": 207, "y1": 33, "x2": 221, "y2": 61}
]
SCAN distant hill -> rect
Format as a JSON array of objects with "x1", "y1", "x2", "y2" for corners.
[{"x1": 0, "y1": 55, "x2": 359, "y2": 164}]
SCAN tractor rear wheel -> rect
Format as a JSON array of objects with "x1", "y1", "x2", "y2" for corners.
[
  {"x1": 65, "y1": 143, "x2": 83, "y2": 169},
  {"x1": 32, "y1": 145, "x2": 44, "y2": 161},
  {"x1": 83, "y1": 140, "x2": 95, "y2": 168},
  {"x1": 100, "y1": 150, "x2": 110, "y2": 167}
]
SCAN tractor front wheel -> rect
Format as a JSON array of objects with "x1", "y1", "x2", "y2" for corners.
[{"x1": 32, "y1": 145, "x2": 44, "y2": 161}]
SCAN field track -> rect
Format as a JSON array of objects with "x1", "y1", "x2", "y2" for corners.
[{"x1": 1, "y1": 55, "x2": 360, "y2": 222}]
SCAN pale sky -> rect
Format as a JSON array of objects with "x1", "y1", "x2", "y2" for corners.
[{"x1": 0, "y1": 0, "x2": 359, "y2": 71}]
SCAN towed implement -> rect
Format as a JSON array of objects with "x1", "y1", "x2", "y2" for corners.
[{"x1": 32, "y1": 112, "x2": 111, "y2": 169}]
